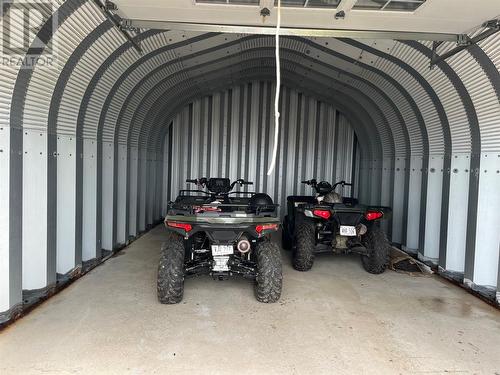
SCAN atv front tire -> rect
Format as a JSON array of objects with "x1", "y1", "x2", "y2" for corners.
[
  {"x1": 281, "y1": 215, "x2": 293, "y2": 250},
  {"x1": 361, "y1": 225, "x2": 390, "y2": 274},
  {"x1": 255, "y1": 240, "x2": 282, "y2": 303},
  {"x1": 292, "y1": 221, "x2": 316, "y2": 271},
  {"x1": 157, "y1": 233, "x2": 185, "y2": 304}
]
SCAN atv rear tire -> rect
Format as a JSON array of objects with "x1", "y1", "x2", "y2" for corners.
[
  {"x1": 255, "y1": 240, "x2": 282, "y2": 303},
  {"x1": 292, "y1": 221, "x2": 315, "y2": 271},
  {"x1": 361, "y1": 225, "x2": 390, "y2": 274},
  {"x1": 281, "y1": 215, "x2": 293, "y2": 250},
  {"x1": 157, "y1": 233, "x2": 185, "y2": 304}
]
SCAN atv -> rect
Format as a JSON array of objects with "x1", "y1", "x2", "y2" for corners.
[
  {"x1": 158, "y1": 177, "x2": 282, "y2": 304},
  {"x1": 282, "y1": 179, "x2": 391, "y2": 274}
]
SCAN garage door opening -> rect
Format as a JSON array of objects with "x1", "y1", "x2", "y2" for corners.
[{"x1": 1, "y1": 0, "x2": 499, "y2": 329}]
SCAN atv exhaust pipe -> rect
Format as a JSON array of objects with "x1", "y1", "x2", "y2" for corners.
[
  {"x1": 357, "y1": 224, "x2": 367, "y2": 236},
  {"x1": 236, "y1": 237, "x2": 251, "y2": 254}
]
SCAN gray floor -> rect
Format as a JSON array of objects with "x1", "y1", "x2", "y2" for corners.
[{"x1": 1, "y1": 225, "x2": 499, "y2": 375}]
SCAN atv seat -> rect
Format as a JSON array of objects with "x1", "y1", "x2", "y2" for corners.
[
  {"x1": 287, "y1": 196, "x2": 316, "y2": 204},
  {"x1": 175, "y1": 196, "x2": 211, "y2": 205},
  {"x1": 342, "y1": 197, "x2": 359, "y2": 206},
  {"x1": 287, "y1": 195, "x2": 316, "y2": 212}
]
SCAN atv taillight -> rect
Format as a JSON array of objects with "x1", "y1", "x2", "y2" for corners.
[
  {"x1": 166, "y1": 221, "x2": 192, "y2": 232},
  {"x1": 365, "y1": 211, "x2": 383, "y2": 221},
  {"x1": 313, "y1": 209, "x2": 331, "y2": 220},
  {"x1": 255, "y1": 223, "x2": 279, "y2": 234}
]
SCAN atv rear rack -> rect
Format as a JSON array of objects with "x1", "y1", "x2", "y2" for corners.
[
  {"x1": 168, "y1": 201, "x2": 279, "y2": 217},
  {"x1": 177, "y1": 190, "x2": 260, "y2": 197}
]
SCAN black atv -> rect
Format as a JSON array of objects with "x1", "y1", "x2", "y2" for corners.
[
  {"x1": 282, "y1": 179, "x2": 391, "y2": 274},
  {"x1": 158, "y1": 177, "x2": 282, "y2": 304}
]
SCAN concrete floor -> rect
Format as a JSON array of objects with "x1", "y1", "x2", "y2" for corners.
[{"x1": 1, "y1": 226, "x2": 499, "y2": 375}]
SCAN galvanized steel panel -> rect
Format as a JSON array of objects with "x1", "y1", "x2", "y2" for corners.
[
  {"x1": 447, "y1": 48, "x2": 500, "y2": 153},
  {"x1": 132, "y1": 53, "x2": 386, "y2": 161},
  {"x1": 81, "y1": 28, "x2": 128, "y2": 139},
  {"x1": 22, "y1": 2, "x2": 97, "y2": 133},
  {"x1": 370, "y1": 45, "x2": 444, "y2": 155},
  {"x1": 479, "y1": 32, "x2": 500, "y2": 72},
  {"x1": 0, "y1": 0, "x2": 63, "y2": 128},
  {"x1": 166, "y1": 81, "x2": 357, "y2": 216},
  {"x1": 390, "y1": 41, "x2": 472, "y2": 154}
]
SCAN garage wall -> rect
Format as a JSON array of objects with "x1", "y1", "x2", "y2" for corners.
[
  {"x1": 163, "y1": 82, "x2": 357, "y2": 216},
  {"x1": 0, "y1": 0, "x2": 499, "y2": 323}
]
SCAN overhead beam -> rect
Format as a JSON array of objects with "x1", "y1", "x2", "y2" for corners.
[
  {"x1": 121, "y1": 19, "x2": 459, "y2": 42},
  {"x1": 93, "y1": 0, "x2": 142, "y2": 54},
  {"x1": 430, "y1": 19, "x2": 500, "y2": 67}
]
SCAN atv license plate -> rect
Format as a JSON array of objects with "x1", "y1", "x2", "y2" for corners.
[
  {"x1": 340, "y1": 225, "x2": 357, "y2": 236},
  {"x1": 211, "y1": 245, "x2": 234, "y2": 256}
]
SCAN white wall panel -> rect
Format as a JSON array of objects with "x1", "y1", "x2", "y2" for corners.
[
  {"x1": 82, "y1": 138, "x2": 99, "y2": 261},
  {"x1": 380, "y1": 157, "x2": 393, "y2": 207},
  {"x1": 472, "y1": 154, "x2": 500, "y2": 287},
  {"x1": 101, "y1": 141, "x2": 114, "y2": 250},
  {"x1": 0, "y1": 129, "x2": 11, "y2": 312},
  {"x1": 146, "y1": 151, "x2": 156, "y2": 226},
  {"x1": 138, "y1": 148, "x2": 147, "y2": 232},
  {"x1": 392, "y1": 157, "x2": 406, "y2": 244},
  {"x1": 56, "y1": 135, "x2": 78, "y2": 274},
  {"x1": 406, "y1": 156, "x2": 423, "y2": 251},
  {"x1": 0, "y1": 127, "x2": 22, "y2": 316},
  {"x1": 128, "y1": 146, "x2": 139, "y2": 237},
  {"x1": 445, "y1": 154, "x2": 471, "y2": 272},
  {"x1": 423, "y1": 156, "x2": 444, "y2": 261},
  {"x1": 22, "y1": 130, "x2": 55, "y2": 289},
  {"x1": 116, "y1": 144, "x2": 127, "y2": 245}
]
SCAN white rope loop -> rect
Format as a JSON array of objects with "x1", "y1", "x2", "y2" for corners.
[{"x1": 266, "y1": 0, "x2": 281, "y2": 176}]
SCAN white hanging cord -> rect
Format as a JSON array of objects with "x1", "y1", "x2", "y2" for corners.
[{"x1": 266, "y1": 0, "x2": 281, "y2": 176}]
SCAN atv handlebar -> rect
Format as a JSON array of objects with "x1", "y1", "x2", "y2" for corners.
[
  {"x1": 301, "y1": 179, "x2": 317, "y2": 186},
  {"x1": 186, "y1": 178, "x2": 253, "y2": 194},
  {"x1": 240, "y1": 179, "x2": 253, "y2": 185},
  {"x1": 332, "y1": 180, "x2": 352, "y2": 189},
  {"x1": 186, "y1": 178, "x2": 208, "y2": 186},
  {"x1": 302, "y1": 179, "x2": 353, "y2": 193},
  {"x1": 230, "y1": 179, "x2": 253, "y2": 189}
]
